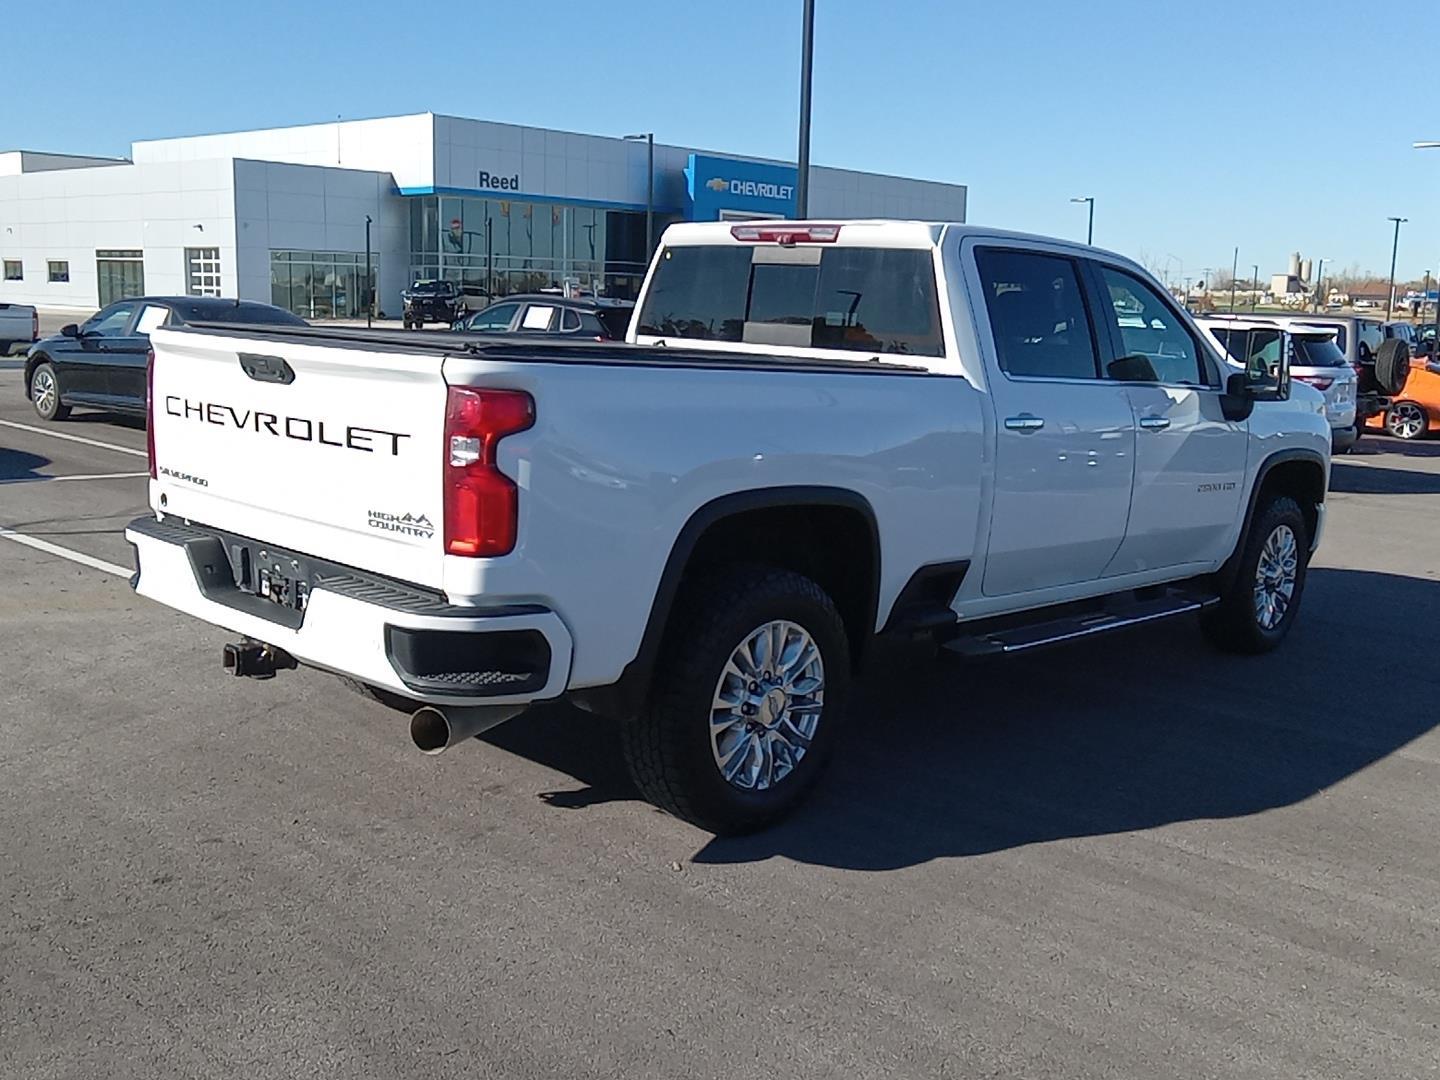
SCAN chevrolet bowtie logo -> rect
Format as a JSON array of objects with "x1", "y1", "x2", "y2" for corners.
[{"x1": 706, "y1": 177, "x2": 729, "y2": 192}]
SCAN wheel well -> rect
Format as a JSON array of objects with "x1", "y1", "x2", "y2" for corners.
[
  {"x1": 682, "y1": 504, "x2": 878, "y2": 664},
  {"x1": 22, "y1": 353, "x2": 45, "y2": 398},
  {"x1": 1258, "y1": 459, "x2": 1324, "y2": 539}
]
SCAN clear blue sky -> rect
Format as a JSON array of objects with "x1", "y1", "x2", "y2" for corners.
[{"x1": 9, "y1": 0, "x2": 1440, "y2": 283}]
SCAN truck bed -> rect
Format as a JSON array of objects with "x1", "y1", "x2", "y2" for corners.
[{"x1": 178, "y1": 322, "x2": 937, "y2": 376}]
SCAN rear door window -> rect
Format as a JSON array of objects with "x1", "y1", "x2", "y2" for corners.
[
  {"x1": 973, "y1": 248, "x2": 1100, "y2": 379},
  {"x1": 519, "y1": 304, "x2": 558, "y2": 331},
  {"x1": 637, "y1": 244, "x2": 943, "y2": 356}
]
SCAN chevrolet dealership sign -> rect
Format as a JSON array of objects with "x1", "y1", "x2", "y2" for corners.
[{"x1": 686, "y1": 153, "x2": 798, "y2": 220}]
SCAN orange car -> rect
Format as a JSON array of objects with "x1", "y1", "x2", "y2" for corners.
[{"x1": 1366, "y1": 357, "x2": 1440, "y2": 440}]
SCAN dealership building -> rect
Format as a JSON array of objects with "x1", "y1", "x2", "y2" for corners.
[{"x1": 0, "y1": 113, "x2": 968, "y2": 318}]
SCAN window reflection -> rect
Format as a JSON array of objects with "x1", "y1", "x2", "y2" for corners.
[
  {"x1": 407, "y1": 195, "x2": 658, "y2": 302},
  {"x1": 270, "y1": 250, "x2": 374, "y2": 319}
]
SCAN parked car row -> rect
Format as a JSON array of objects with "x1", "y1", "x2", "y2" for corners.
[
  {"x1": 23, "y1": 297, "x2": 305, "y2": 420},
  {"x1": 1197, "y1": 312, "x2": 1424, "y2": 444}
]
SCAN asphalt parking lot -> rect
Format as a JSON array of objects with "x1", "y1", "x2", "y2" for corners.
[{"x1": 2, "y1": 345, "x2": 1439, "y2": 1079}]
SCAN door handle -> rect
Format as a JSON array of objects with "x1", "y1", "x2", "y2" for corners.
[
  {"x1": 1139, "y1": 416, "x2": 1171, "y2": 431},
  {"x1": 1004, "y1": 415, "x2": 1045, "y2": 432}
]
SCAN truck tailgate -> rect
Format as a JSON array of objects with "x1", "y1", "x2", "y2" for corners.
[{"x1": 147, "y1": 326, "x2": 448, "y2": 589}]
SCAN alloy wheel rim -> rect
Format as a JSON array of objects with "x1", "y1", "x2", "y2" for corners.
[
  {"x1": 710, "y1": 620, "x2": 825, "y2": 792},
  {"x1": 1389, "y1": 403, "x2": 1425, "y2": 439},
  {"x1": 33, "y1": 369, "x2": 55, "y2": 415},
  {"x1": 1253, "y1": 524, "x2": 1299, "y2": 631}
]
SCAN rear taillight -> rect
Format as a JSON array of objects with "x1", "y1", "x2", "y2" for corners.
[
  {"x1": 1294, "y1": 374, "x2": 1334, "y2": 391},
  {"x1": 443, "y1": 387, "x2": 534, "y2": 557},
  {"x1": 729, "y1": 223, "x2": 841, "y2": 244},
  {"x1": 145, "y1": 347, "x2": 157, "y2": 480},
  {"x1": 31, "y1": 310, "x2": 39, "y2": 342}
]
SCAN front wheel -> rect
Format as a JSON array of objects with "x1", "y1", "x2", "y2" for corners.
[
  {"x1": 1385, "y1": 401, "x2": 1429, "y2": 440},
  {"x1": 621, "y1": 566, "x2": 851, "y2": 835},
  {"x1": 30, "y1": 362, "x2": 69, "y2": 421},
  {"x1": 1201, "y1": 495, "x2": 1309, "y2": 655}
]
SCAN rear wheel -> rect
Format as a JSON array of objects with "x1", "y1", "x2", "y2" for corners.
[
  {"x1": 621, "y1": 565, "x2": 851, "y2": 835},
  {"x1": 1385, "y1": 401, "x2": 1429, "y2": 440},
  {"x1": 1201, "y1": 495, "x2": 1309, "y2": 655},
  {"x1": 29, "y1": 362, "x2": 69, "y2": 421}
]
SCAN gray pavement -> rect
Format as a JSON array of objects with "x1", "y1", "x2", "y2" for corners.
[{"x1": 2, "y1": 371, "x2": 1438, "y2": 1079}]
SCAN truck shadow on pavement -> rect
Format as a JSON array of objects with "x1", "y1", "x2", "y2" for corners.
[
  {"x1": 1329, "y1": 461, "x2": 1440, "y2": 494},
  {"x1": 492, "y1": 568, "x2": 1440, "y2": 871}
]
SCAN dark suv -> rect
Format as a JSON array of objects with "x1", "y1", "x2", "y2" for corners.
[
  {"x1": 401, "y1": 280, "x2": 463, "y2": 329},
  {"x1": 453, "y1": 294, "x2": 634, "y2": 339},
  {"x1": 25, "y1": 296, "x2": 305, "y2": 422}
]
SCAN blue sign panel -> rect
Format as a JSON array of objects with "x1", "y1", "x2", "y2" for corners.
[{"x1": 686, "y1": 153, "x2": 798, "y2": 221}]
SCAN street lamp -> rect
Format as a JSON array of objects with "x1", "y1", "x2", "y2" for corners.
[
  {"x1": 1312, "y1": 257, "x2": 1328, "y2": 313},
  {"x1": 1386, "y1": 216, "x2": 1407, "y2": 320},
  {"x1": 1251, "y1": 263, "x2": 1260, "y2": 311},
  {"x1": 364, "y1": 214, "x2": 373, "y2": 328},
  {"x1": 796, "y1": 0, "x2": 815, "y2": 218},
  {"x1": 623, "y1": 133, "x2": 655, "y2": 259},
  {"x1": 1230, "y1": 246, "x2": 1240, "y2": 313},
  {"x1": 1070, "y1": 196, "x2": 1094, "y2": 245}
]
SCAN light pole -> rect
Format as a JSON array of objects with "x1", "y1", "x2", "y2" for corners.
[
  {"x1": 1386, "y1": 216, "x2": 1407, "y2": 320},
  {"x1": 1251, "y1": 263, "x2": 1260, "y2": 311},
  {"x1": 1070, "y1": 196, "x2": 1094, "y2": 244},
  {"x1": 623, "y1": 133, "x2": 655, "y2": 259},
  {"x1": 796, "y1": 0, "x2": 815, "y2": 218},
  {"x1": 1230, "y1": 246, "x2": 1240, "y2": 313},
  {"x1": 364, "y1": 214, "x2": 373, "y2": 328},
  {"x1": 1312, "y1": 257, "x2": 1327, "y2": 313}
]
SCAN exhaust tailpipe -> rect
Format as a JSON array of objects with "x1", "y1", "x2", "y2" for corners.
[{"x1": 410, "y1": 703, "x2": 523, "y2": 755}]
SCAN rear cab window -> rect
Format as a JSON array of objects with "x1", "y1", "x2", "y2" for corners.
[{"x1": 636, "y1": 233, "x2": 944, "y2": 358}]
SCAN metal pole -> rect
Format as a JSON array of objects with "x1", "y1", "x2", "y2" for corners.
[
  {"x1": 1230, "y1": 246, "x2": 1239, "y2": 313},
  {"x1": 1424, "y1": 269, "x2": 1432, "y2": 324},
  {"x1": 796, "y1": 0, "x2": 815, "y2": 219},
  {"x1": 1087, "y1": 199, "x2": 1094, "y2": 245},
  {"x1": 1313, "y1": 258, "x2": 1324, "y2": 313},
  {"x1": 1251, "y1": 264, "x2": 1259, "y2": 311},
  {"x1": 645, "y1": 133, "x2": 655, "y2": 257},
  {"x1": 364, "y1": 214, "x2": 373, "y2": 328},
  {"x1": 1386, "y1": 216, "x2": 1406, "y2": 321}
]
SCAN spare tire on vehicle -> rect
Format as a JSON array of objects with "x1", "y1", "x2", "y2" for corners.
[{"x1": 1373, "y1": 338, "x2": 1411, "y2": 396}]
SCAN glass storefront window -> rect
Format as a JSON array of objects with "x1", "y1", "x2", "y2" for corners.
[
  {"x1": 407, "y1": 195, "x2": 652, "y2": 303},
  {"x1": 270, "y1": 250, "x2": 374, "y2": 319}
]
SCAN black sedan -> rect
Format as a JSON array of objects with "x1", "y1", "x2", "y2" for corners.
[
  {"x1": 453, "y1": 295, "x2": 634, "y2": 340},
  {"x1": 25, "y1": 296, "x2": 305, "y2": 422}
]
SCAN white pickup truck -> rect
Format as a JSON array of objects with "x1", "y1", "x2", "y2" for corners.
[{"x1": 126, "y1": 221, "x2": 1331, "y2": 833}]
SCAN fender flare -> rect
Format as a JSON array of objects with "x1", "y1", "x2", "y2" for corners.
[
  {"x1": 1216, "y1": 448, "x2": 1327, "y2": 591},
  {"x1": 570, "y1": 485, "x2": 880, "y2": 718}
]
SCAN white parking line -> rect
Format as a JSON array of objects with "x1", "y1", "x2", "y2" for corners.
[
  {"x1": 0, "y1": 471, "x2": 150, "y2": 486},
  {"x1": 0, "y1": 524, "x2": 133, "y2": 578},
  {"x1": 0, "y1": 418, "x2": 148, "y2": 458}
]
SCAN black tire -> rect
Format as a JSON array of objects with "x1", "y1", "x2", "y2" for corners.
[
  {"x1": 1384, "y1": 400, "x2": 1430, "y2": 440},
  {"x1": 29, "y1": 361, "x2": 70, "y2": 421},
  {"x1": 337, "y1": 676, "x2": 414, "y2": 713},
  {"x1": 1374, "y1": 338, "x2": 1411, "y2": 397},
  {"x1": 1201, "y1": 495, "x2": 1309, "y2": 655},
  {"x1": 621, "y1": 565, "x2": 851, "y2": 835}
]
